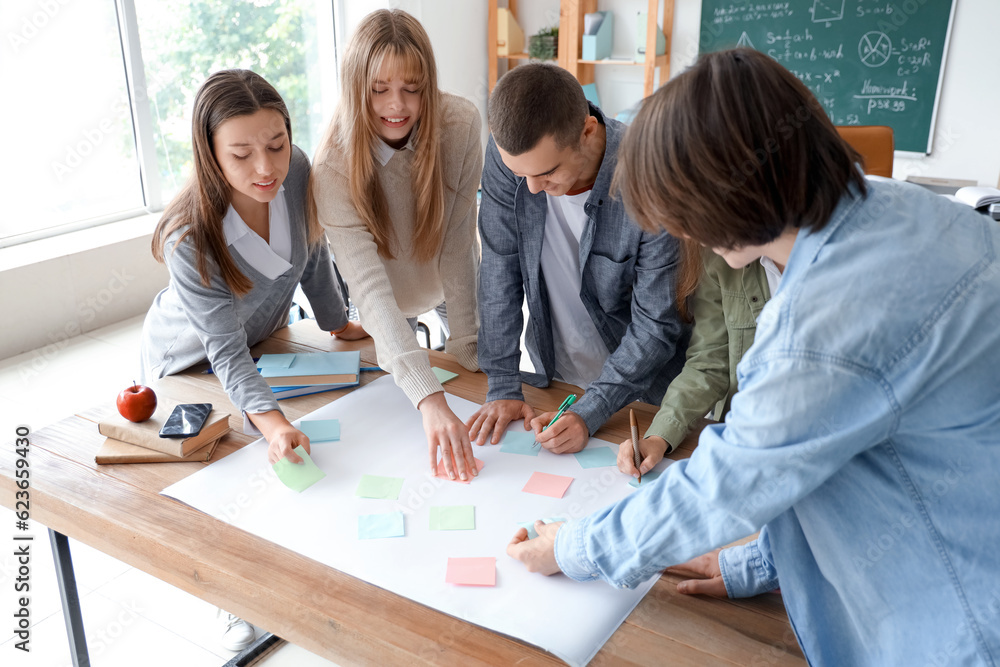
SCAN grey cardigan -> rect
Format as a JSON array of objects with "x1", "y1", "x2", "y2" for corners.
[{"x1": 140, "y1": 146, "x2": 349, "y2": 428}]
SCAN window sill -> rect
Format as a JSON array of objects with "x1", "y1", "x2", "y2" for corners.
[{"x1": 0, "y1": 211, "x2": 162, "y2": 273}]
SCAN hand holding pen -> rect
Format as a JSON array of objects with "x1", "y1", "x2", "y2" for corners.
[{"x1": 531, "y1": 394, "x2": 589, "y2": 454}]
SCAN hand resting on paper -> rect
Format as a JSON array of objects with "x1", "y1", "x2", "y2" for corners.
[
  {"x1": 664, "y1": 548, "x2": 728, "y2": 597},
  {"x1": 252, "y1": 410, "x2": 312, "y2": 465},
  {"x1": 466, "y1": 399, "x2": 537, "y2": 445},
  {"x1": 617, "y1": 435, "x2": 669, "y2": 478},
  {"x1": 419, "y1": 391, "x2": 478, "y2": 481},
  {"x1": 531, "y1": 410, "x2": 588, "y2": 454},
  {"x1": 507, "y1": 520, "x2": 564, "y2": 576}
]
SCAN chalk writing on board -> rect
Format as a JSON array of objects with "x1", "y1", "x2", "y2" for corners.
[{"x1": 699, "y1": 0, "x2": 956, "y2": 152}]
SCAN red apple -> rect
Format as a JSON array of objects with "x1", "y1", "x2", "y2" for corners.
[{"x1": 117, "y1": 382, "x2": 157, "y2": 422}]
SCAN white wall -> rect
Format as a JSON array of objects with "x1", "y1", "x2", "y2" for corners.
[{"x1": 3, "y1": 0, "x2": 997, "y2": 361}]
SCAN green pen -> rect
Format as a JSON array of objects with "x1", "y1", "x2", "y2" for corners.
[{"x1": 534, "y1": 393, "x2": 577, "y2": 447}]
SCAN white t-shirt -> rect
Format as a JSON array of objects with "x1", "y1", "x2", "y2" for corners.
[
  {"x1": 540, "y1": 191, "x2": 609, "y2": 388},
  {"x1": 222, "y1": 187, "x2": 292, "y2": 280}
]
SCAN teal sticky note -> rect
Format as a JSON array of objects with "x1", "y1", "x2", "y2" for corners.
[
  {"x1": 355, "y1": 474, "x2": 405, "y2": 500},
  {"x1": 299, "y1": 419, "x2": 340, "y2": 442},
  {"x1": 500, "y1": 430, "x2": 539, "y2": 456},
  {"x1": 573, "y1": 446, "x2": 618, "y2": 469},
  {"x1": 432, "y1": 366, "x2": 459, "y2": 383},
  {"x1": 517, "y1": 517, "x2": 566, "y2": 540},
  {"x1": 628, "y1": 469, "x2": 663, "y2": 488},
  {"x1": 272, "y1": 446, "x2": 326, "y2": 492},
  {"x1": 257, "y1": 353, "x2": 296, "y2": 369},
  {"x1": 358, "y1": 512, "x2": 405, "y2": 539},
  {"x1": 429, "y1": 505, "x2": 475, "y2": 530}
]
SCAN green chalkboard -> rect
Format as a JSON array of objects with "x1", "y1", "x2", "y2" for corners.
[{"x1": 698, "y1": 0, "x2": 957, "y2": 153}]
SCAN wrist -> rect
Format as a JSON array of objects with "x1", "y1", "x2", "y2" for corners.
[
  {"x1": 331, "y1": 321, "x2": 350, "y2": 335},
  {"x1": 417, "y1": 390, "x2": 447, "y2": 413}
]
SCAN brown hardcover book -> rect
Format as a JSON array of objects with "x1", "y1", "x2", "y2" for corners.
[
  {"x1": 261, "y1": 372, "x2": 357, "y2": 387},
  {"x1": 97, "y1": 405, "x2": 231, "y2": 457},
  {"x1": 95, "y1": 435, "x2": 222, "y2": 464}
]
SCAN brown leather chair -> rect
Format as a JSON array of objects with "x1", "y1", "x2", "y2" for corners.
[{"x1": 836, "y1": 125, "x2": 894, "y2": 177}]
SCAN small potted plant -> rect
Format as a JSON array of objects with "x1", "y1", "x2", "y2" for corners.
[{"x1": 528, "y1": 26, "x2": 559, "y2": 60}]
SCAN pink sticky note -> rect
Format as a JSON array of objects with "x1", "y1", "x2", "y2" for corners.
[
  {"x1": 446, "y1": 557, "x2": 496, "y2": 586},
  {"x1": 522, "y1": 471, "x2": 573, "y2": 498},
  {"x1": 435, "y1": 456, "x2": 485, "y2": 483}
]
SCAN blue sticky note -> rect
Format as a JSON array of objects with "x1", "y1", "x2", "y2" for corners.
[
  {"x1": 358, "y1": 512, "x2": 405, "y2": 539},
  {"x1": 517, "y1": 517, "x2": 566, "y2": 540},
  {"x1": 500, "y1": 430, "x2": 539, "y2": 456},
  {"x1": 628, "y1": 469, "x2": 663, "y2": 488},
  {"x1": 299, "y1": 419, "x2": 340, "y2": 442},
  {"x1": 272, "y1": 446, "x2": 326, "y2": 492},
  {"x1": 257, "y1": 353, "x2": 296, "y2": 369},
  {"x1": 573, "y1": 446, "x2": 618, "y2": 469}
]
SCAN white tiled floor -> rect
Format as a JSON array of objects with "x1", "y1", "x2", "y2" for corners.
[{"x1": 0, "y1": 316, "x2": 334, "y2": 666}]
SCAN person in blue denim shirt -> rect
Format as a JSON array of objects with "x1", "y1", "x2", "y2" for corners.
[
  {"x1": 507, "y1": 49, "x2": 1000, "y2": 665},
  {"x1": 467, "y1": 63, "x2": 688, "y2": 454}
]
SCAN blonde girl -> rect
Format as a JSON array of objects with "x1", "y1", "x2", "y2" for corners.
[{"x1": 311, "y1": 10, "x2": 482, "y2": 481}]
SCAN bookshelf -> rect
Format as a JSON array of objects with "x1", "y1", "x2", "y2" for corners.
[{"x1": 488, "y1": 0, "x2": 673, "y2": 99}]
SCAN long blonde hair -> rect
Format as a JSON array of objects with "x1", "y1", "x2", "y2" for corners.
[
  {"x1": 152, "y1": 69, "x2": 321, "y2": 296},
  {"x1": 313, "y1": 9, "x2": 444, "y2": 262}
]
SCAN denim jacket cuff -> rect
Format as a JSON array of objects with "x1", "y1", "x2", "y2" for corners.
[
  {"x1": 485, "y1": 373, "x2": 524, "y2": 403},
  {"x1": 554, "y1": 518, "x2": 602, "y2": 582},
  {"x1": 569, "y1": 397, "x2": 612, "y2": 436},
  {"x1": 718, "y1": 539, "x2": 780, "y2": 598}
]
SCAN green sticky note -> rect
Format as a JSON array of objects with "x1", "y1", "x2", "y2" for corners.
[
  {"x1": 358, "y1": 512, "x2": 405, "y2": 539},
  {"x1": 429, "y1": 505, "x2": 475, "y2": 531},
  {"x1": 272, "y1": 446, "x2": 326, "y2": 492},
  {"x1": 573, "y1": 446, "x2": 618, "y2": 468},
  {"x1": 500, "y1": 431, "x2": 539, "y2": 456},
  {"x1": 432, "y1": 366, "x2": 459, "y2": 383},
  {"x1": 628, "y1": 469, "x2": 663, "y2": 488},
  {"x1": 355, "y1": 474, "x2": 405, "y2": 500},
  {"x1": 299, "y1": 419, "x2": 340, "y2": 442}
]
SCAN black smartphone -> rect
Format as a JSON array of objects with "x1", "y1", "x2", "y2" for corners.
[{"x1": 159, "y1": 403, "x2": 212, "y2": 438}]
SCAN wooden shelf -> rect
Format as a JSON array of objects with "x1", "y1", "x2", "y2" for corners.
[
  {"x1": 577, "y1": 54, "x2": 669, "y2": 68},
  {"x1": 488, "y1": 0, "x2": 673, "y2": 99}
]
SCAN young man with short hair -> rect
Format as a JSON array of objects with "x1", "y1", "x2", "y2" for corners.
[
  {"x1": 468, "y1": 63, "x2": 688, "y2": 453},
  {"x1": 507, "y1": 49, "x2": 1000, "y2": 666}
]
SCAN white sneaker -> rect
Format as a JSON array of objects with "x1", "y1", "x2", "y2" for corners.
[{"x1": 217, "y1": 609, "x2": 255, "y2": 652}]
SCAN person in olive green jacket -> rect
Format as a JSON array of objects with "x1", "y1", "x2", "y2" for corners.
[{"x1": 617, "y1": 251, "x2": 779, "y2": 477}]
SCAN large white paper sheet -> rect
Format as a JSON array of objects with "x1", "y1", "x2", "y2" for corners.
[{"x1": 162, "y1": 376, "x2": 671, "y2": 666}]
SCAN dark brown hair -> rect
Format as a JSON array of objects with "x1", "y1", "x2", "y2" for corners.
[
  {"x1": 152, "y1": 69, "x2": 308, "y2": 296},
  {"x1": 312, "y1": 9, "x2": 443, "y2": 262},
  {"x1": 488, "y1": 63, "x2": 588, "y2": 155},
  {"x1": 614, "y1": 48, "x2": 866, "y2": 253}
]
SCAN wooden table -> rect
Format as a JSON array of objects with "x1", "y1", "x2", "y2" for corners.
[{"x1": 0, "y1": 320, "x2": 804, "y2": 666}]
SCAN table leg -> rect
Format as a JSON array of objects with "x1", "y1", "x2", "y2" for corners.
[{"x1": 48, "y1": 529, "x2": 90, "y2": 667}]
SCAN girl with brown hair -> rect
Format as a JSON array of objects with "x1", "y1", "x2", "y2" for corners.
[
  {"x1": 311, "y1": 10, "x2": 483, "y2": 481},
  {"x1": 141, "y1": 69, "x2": 367, "y2": 476}
]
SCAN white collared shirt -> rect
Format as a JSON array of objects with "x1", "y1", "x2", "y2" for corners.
[
  {"x1": 222, "y1": 187, "x2": 292, "y2": 280},
  {"x1": 375, "y1": 134, "x2": 417, "y2": 166},
  {"x1": 760, "y1": 255, "x2": 784, "y2": 297}
]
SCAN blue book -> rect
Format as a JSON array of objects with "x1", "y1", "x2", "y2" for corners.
[
  {"x1": 271, "y1": 381, "x2": 359, "y2": 400},
  {"x1": 257, "y1": 351, "x2": 360, "y2": 388}
]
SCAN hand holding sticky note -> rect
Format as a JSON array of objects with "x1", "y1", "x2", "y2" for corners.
[{"x1": 272, "y1": 445, "x2": 326, "y2": 492}]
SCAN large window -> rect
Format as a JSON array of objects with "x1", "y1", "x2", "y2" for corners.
[{"x1": 3, "y1": 0, "x2": 336, "y2": 248}]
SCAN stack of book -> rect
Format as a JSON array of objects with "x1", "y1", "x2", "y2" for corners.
[
  {"x1": 257, "y1": 350, "x2": 361, "y2": 399},
  {"x1": 95, "y1": 403, "x2": 231, "y2": 464}
]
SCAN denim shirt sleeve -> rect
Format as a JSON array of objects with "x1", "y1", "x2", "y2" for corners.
[
  {"x1": 477, "y1": 138, "x2": 528, "y2": 402},
  {"x1": 569, "y1": 226, "x2": 686, "y2": 434},
  {"x1": 553, "y1": 350, "x2": 897, "y2": 589},
  {"x1": 718, "y1": 527, "x2": 780, "y2": 598}
]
